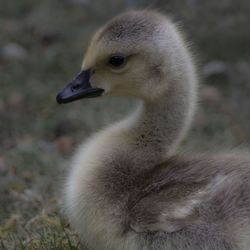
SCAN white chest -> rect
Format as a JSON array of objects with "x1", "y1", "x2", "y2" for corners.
[{"x1": 63, "y1": 132, "x2": 141, "y2": 249}]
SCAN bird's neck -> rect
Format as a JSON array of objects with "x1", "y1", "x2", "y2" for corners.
[{"x1": 112, "y1": 78, "x2": 196, "y2": 166}]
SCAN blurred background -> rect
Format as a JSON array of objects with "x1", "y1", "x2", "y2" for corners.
[{"x1": 0, "y1": 0, "x2": 250, "y2": 248}]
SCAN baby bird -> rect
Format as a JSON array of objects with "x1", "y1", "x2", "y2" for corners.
[{"x1": 57, "y1": 10, "x2": 250, "y2": 250}]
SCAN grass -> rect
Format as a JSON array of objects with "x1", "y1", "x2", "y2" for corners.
[{"x1": 1, "y1": 0, "x2": 250, "y2": 249}]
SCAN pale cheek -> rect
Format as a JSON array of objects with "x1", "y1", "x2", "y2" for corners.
[
  {"x1": 102, "y1": 83, "x2": 113, "y2": 94},
  {"x1": 90, "y1": 74, "x2": 103, "y2": 89}
]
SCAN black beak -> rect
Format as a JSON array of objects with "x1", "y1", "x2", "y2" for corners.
[{"x1": 56, "y1": 70, "x2": 104, "y2": 104}]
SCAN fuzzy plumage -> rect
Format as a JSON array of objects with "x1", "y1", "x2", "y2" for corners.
[{"x1": 62, "y1": 10, "x2": 250, "y2": 250}]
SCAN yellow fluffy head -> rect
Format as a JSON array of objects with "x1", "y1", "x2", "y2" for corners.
[{"x1": 81, "y1": 10, "x2": 193, "y2": 101}]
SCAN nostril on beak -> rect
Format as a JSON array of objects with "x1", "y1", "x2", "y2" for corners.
[{"x1": 71, "y1": 82, "x2": 82, "y2": 92}]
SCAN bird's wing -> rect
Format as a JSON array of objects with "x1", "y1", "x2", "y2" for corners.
[{"x1": 128, "y1": 182, "x2": 207, "y2": 233}]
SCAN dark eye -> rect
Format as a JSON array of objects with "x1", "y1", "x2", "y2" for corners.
[{"x1": 108, "y1": 55, "x2": 126, "y2": 68}]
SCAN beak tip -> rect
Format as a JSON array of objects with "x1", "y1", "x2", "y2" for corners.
[{"x1": 56, "y1": 93, "x2": 64, "y2": 104}]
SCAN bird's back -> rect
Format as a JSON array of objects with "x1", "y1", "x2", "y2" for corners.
[{"x1": 94, "y1": 152, "x2": 250, "y2": 250}]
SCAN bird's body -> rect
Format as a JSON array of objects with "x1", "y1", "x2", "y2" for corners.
[
  {"x1": 67, "y1": 148, "x2": 250, "y2": 250},
  {"x1": 57, "y1": 10, "x2": 250, "y2": 250}
]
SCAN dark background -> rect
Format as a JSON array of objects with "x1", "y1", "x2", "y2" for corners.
[{"x1": 1, "y1": 0, "x2": 250, "y2": 248}]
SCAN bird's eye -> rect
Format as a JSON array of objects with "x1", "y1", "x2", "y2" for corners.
[{"x1": 108, "y1": 55, "x2": 126, "y2": 68}]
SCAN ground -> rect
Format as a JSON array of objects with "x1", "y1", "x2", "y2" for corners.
[{"x1": 1, "y1": 0, "x2": 250, "y2": 249}]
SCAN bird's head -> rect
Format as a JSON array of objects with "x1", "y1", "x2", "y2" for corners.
[{"x1": 57, "y1": 10, "x2": 190, "y2": 104}]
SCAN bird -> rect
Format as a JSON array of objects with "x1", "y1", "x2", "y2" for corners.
[{"x1": 56, "y1": 10, "x2": 250, "y2": 250}]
